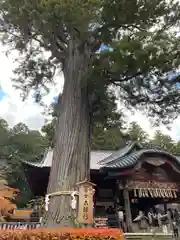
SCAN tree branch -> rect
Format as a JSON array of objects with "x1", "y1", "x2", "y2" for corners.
[
  {"x1": 33, "y1": 34, "x2": 66, "y2": 61},
  {"x1": 108, "y1": 71, "x2": 143, "y2": 84},
  {"x1": 56, "y1": 37, "x2": 67, "y2": 52}
]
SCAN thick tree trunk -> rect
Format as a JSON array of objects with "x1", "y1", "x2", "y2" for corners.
[{"x1": 43, "y1": 40, "x2": 91, "y2": 228}]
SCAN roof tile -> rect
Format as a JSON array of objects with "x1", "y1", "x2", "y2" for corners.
[
  {"x1": 103, "y1": 149, "x2": 180, "y2": 169},
  {"x1": 23, "y1": 150, "x2": 112, "y2": 170}
]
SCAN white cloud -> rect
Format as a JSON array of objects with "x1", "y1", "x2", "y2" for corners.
[
  {"x1": 125, "y1": 109, "x2": 180, "y2": 142},
  {"x1": 0, "y1": 45, "x2": 64, "y2": 130},
  {"x1": 0, "y1": 45, "x2": 180, "y2": 141}
]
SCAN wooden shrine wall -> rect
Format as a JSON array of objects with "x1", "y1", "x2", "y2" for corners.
[
  {"x1": 126, "y1": 156, "x2": 180, "y2": 198},
  {"x1": 130, "y1": 157, "x2": 180, "y2": 183}
]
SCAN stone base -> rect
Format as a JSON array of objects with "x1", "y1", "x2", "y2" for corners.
[{"x1": 125, "y1": 233, "x2": 173, "y2": 240}]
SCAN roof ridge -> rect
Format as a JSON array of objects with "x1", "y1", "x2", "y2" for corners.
[
  {"x1": 22, "y1": 150, "x2": 113, "y2": 170},
  {"x1": 98, "y1": 141, "x2": 139, "y2": 165},
  {"x1": 102, "y1": 148, "x2": 180, "y2": 169}
]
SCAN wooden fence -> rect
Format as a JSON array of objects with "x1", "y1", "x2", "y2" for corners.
[{"x1": 0, "y1": 222, "x2": 40, "y2": 230}]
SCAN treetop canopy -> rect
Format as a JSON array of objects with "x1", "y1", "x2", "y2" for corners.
[{"x1": 1, "y1": 0, "x2": 180, "y2": 124}]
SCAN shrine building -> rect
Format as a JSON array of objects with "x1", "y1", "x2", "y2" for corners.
[{"x1": 23, "y1": 142, "x2": 180, "y2": 231}]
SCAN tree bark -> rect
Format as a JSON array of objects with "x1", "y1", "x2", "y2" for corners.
[{"x1": 43, "y1": 39, "x2": 91, "y2": 228}]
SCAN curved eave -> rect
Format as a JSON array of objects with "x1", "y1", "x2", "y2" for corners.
[
  {"x1": 21, "y1": 148, "x2": 52, "y2": 168},
  {"x1": 98, "y1": 141, "x2": 142, "y2": 165},
  {"x1": 22, "y1": 160, "x2": 50, "y2": 196},
  {"x1": 101, "y1": 149, "x2": 180, "y2": 170},
  {"x1": 21, "y1": 160, "x2": 48, "y2": 168},
  {"x1": 21, "y1": 150, "x2": 113, "y2": 170}
]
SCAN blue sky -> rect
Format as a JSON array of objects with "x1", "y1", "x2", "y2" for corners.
[
  {"x1": 96, "y1": 43, "x2": 113, "y2": 53},
  {"x1": 0, "y1": 84, "x2": 7, "y2": 101},
  {"x1": 168, "y1": 70, "x2": 180, "y2": 88}
]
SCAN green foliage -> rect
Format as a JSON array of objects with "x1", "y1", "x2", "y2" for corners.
[
  {"x1": 0, "y1": 119, "x2": 9, "y2": 150},
  {"x1": 149, "y1": 130, "x2": 175, "y2": 153},
  {"x1": 174, "y1": 141, "x2": 180, "y2": 154},
  {"x1": 42, "y1": 108, "x2": 180, "y2": 153},
  {"x1": 42, "y1": 112, "x2": 127, "y2": 150},
  {"x1": 42, "y1": 95, "x2": 127, "y2": 150},
  {"x1": 91, "y1": 127, "x2": 126, "y2": 150},
  {"x1": 126, "y1": 122, "x2": 148, "y2": 143},
  {"x1": 2, "y1": 1, "x2": 180, "y2": 224},
  {"x1": 41, "y1": 119, "x2": 56, "y2": 147},
  {"x1": 0, "y1": 118, "x2": 48, "y2": 207},
  {"x1": 27, "y1": 196, "x2": 45, "y2": 219},
  {"x1": 1, "y1": 0, "x2": 180, "y2": 124}
]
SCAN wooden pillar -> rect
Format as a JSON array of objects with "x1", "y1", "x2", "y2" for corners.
[
  {"x1": 123, "y1": 181, "x2": 133, "y2": 232},
  {"x1": 164, "y1": 203, "x2": 167, "y2": 212}
]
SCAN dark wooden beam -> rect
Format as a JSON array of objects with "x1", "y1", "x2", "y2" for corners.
[{"x1": 123, "y1": 180, "x2": 133, "y2": 232}]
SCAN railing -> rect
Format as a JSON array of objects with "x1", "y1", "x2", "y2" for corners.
[{"x1": 0, "y1": 222, "x2": 41, "y2": 230}]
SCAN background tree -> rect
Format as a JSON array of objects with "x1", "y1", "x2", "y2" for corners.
[
  {"x1": 9, "y1": 123, "x2": 48, "y2": 162},
  {"x1": 150, "y1": 131, "x2": 175, "y2": 152},
  {"x1": 42, "y1": 92, "x2": 127, "y2": 150},
  {"x1": 91, "y1": 90, "x2": 127, "y2": 150},
  {"x1": 0, "y1": 119, "x2": 9, "y2": 153},
  {"x1": 1, "y1": 0, "x2": 180, "y2": 229},
  {"x1": 126, "y1": 122, "x2": 148, "y2": 143},
  {"x1": 42, "y1": 116, "x2": 127, "y2": 150},
  {"x1": 0, "y1": 118, "x2": 48, "y2": 207},
  {"x1": 91, "y1": 127, "x2": 126, "y2": 150},
  {"x1": 174, "y1": 141, "x2": 180, "y2": 154},
  {"x1": 41, "y1": 119, "x2": 56, "y2": 147}
]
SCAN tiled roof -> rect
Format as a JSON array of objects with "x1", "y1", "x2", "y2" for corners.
[
  {"x1": 98, "y1": 142, "x2": 140, "y2": 165},
  {"x1": 103, "y1": 149, "x2": 180, "y2": 169},
  {"x1": 23, "y1": 149, "x2": 113, "y2": 170},
  {"x1": 23, "y1": 142, "x2": 180, "y2": 171}
]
